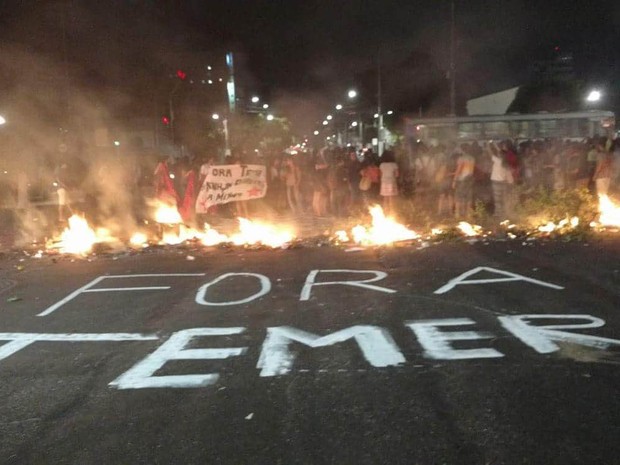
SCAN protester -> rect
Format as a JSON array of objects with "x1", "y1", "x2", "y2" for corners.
[
  {"x1": 452, "y1": 145, "x2": 476, "y2": 218},
  {"x1": 284, "y1": 156, "x2": 302, "y2": 214},
  {"x1": 435, "y1": 146, "x2": 455, "y2": 216},
  {"x1": 379, "y1": 150, "x2": 399, "y2": 215},
  {"x1": 593, "y1": 144, "x2": 613, "y2": 196},
  {"x1": 312, "y1": 148, "x2": 329, "y2": 217}
]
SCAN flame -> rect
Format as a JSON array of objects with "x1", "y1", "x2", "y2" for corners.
[
  {"x1": 598, "y1": 195, "x2": 620, "y2": 227},
  {"x1": 153, "y1": 201, "x2": 182, "y2": 224},
  {"x1": 129, "y1": 232, "x2": 149, "y2": 247},
  {"x1": 49, "y1": 215, "x2": 116, "y2": 255},
  {"x1": 537, "y1": 217, "x2": 580, "y2": 234},
  {"x1": 230, "y1": 218, "x2": 294, "y2": 248},
  {"x1": 457, "y1": 222, "x2": 482, "y2": 237},
  {"x1": 341, "y1": 205, "x2": 418, "y2": 245}
]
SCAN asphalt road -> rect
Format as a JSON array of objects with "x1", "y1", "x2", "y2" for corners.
[{"x1": 0, "y1": 238, "x2": 620, "y2": 464}]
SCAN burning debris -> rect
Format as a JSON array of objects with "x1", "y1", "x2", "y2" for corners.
[{"x1": 20, "y1": 193, "x2": 620, "y2": 260}]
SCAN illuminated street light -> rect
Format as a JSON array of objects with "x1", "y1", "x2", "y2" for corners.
[
  {"x1": 266, "y1": 114, "x2": 274, "y2": 121},
  {"x1": 387, "y1": 110, "x2": 394, "y2": 115},
  {"x1": 313, "y1": 130, "x2": 320, "y2": 135},
  {"x1": 113, "y1": 140, "x2": 120, "y2": 147},
  {"x1": 251, "y1": 96, "x2": 260, "y2": 103},
  {"x1": 335, "y1": 104, "x2": 343, "y2": 110},
  {"x1": 374, "y1": 113, "x2": 379, "y2": 118},
  {"x1": 347, "y1": 89, "x2": 357, "y2": 99},
  {"x1": 351, "y1": 121, "x2": 358, "y2": 127},
  {"x1": 322, "y1": 120, "x2": 329, "y2": 126},
  {"x1": 212, "y1": 113, "x2": 220, "y2": 120},
  {"x1": 326, "y1": 115, "x2": 333, "y2": 120},
  {"x1": 0, "y1": 115, "x2": 5, "y2": 125},
  {"x1": 262, "y1": 103, "x2": 269, "y2": 109},
  {"x1": 586, "y1": 90, "x2": 602, "y2": 102}
]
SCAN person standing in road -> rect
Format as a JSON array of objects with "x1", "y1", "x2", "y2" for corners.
[
  {"x1": 593, "y1": 144, "x2": 613, "y2": 196},
  {"x1": 452, "y1": 145, "x2": 476, "y2": 219},
  {"x1": 379, "y1": 150, "x2": 399, "y2": 215}
]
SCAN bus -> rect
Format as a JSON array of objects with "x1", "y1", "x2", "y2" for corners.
[{"x1": 405, "y1": 110, "x2": 615, "y2": 145}]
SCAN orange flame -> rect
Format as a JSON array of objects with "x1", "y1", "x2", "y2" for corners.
[
  {"x1": 153, "y1": 200, "x2": 182, "y2": 224},
  {"x1": 598, "y1": 194, "x2": 620, "y2": 227},
  {"x1": 49, "y1": 215, "x2": 116, "y2": 255},
  {"x1": 339, "y1": 205, "x2": 418, "y2": 245}
]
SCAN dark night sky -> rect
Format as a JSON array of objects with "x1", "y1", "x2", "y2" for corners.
[{"x1": 0, "y1": 0, "x2": 619, "y2": 132}]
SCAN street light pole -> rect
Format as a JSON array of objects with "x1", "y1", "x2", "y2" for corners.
[
  {"x1": 449, "y1": 0, "x2": 456, "y2": 116},
  {"x1": 377, "y1": 56, "x2": 384, "y2": 156}
]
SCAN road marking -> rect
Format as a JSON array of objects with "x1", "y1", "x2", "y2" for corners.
[
  {"x1": 405, "y1": 318, "x2": 504, "y2": 360},
  {"x1": 434, "y1": 266, "x2": 564, "y2": 294},
  {"x1": 37, "y1": 273, "x2": 206, "y2": 317},
  {"x1": 300, "y1": 269, "x2": 397, "y2": 301},
  {"x1": 257, "y1": 325, "x2": 405, "y2": 377},
  {"x1": 0, "y1": 332, "x2": 158, "y2": 361},
  {"x1": 195, "y1": 273, "x2": 271, "y2": 306},
  {"x1": 110, "y1": 327, "x2": 247, "y2": 389}
]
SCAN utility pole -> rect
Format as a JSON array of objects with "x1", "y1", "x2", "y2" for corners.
[
  {"x1": 377, "y1": 56, "x2": 384, "y2": 156},
  {"x1": 449, "y1": 0, "x2": 456, "y2": 116}
]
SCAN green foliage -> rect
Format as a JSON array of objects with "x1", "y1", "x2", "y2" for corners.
[{"x1": 516, "y1": 187, "x2": 598, "y2": 229}]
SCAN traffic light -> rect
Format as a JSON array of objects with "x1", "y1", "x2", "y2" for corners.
[
  {"x1": 176, "y1": 69, "x2": 187, "y2": 80},
  {"x1": 161, "y1": 116, "x2": 170, "y2": 125}
]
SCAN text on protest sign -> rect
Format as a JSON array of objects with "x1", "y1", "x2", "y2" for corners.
[{"x1": 196, "y1": 164, "x2": 266, "y2": 213}]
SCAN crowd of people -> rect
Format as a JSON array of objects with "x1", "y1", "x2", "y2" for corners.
[
  {"x1": 150, "y1": 135, "x2": 620, "y2": 225},
  {"x1": 2, "y1": 135, "x2": 618, "y2": 235}
]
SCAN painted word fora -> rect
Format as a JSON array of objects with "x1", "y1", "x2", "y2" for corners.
[
  {"x1": 37, "y1": 267, "x2": 564, "y2": 317},
  {"x1": 1, "y1": 314, "x2": 619, "y2": 389}
]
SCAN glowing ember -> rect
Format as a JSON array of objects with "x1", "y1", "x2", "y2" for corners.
[
  {"x1": 49, "y1": 215, "x2": 116, "y2": 255},
  {"x1": 598, "y1": 195, "x2": 620, "y2": 227},
  {"x1": 230, "y1": 218, "x2": 294, "y2": 248},
  {"x1": 334, "y1": 230, "x2": 350, "y2": 242},
  {"x1": 129, "y1": 232, "x2": 149, "y2": 247},
  {"x1": 342, "y1": 205, "x2": 418, "y2": 246},
  {"x1": 537, "y1": 217, "x2": 580, "y2": 234},
  {"x1": 153, "y1": 201, "x2": 182, "y2": 224},
  {"x1": 457, "y1": 222, "x2": 482, "y2": 237}
]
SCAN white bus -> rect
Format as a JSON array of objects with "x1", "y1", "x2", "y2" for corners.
[{"x1": 405, "y1": 110, "x2": 615, "y2": 144}]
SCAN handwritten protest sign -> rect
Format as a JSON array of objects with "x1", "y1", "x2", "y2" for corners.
[{"x1": 196, "y1": 164, "x2": 267, "y2": 213}]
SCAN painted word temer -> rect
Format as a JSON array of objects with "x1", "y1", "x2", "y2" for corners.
[
  {"x1": 0, "y1": 315, "x2": 618, "y2": 390},
  {"x1": 5, "y1": 267, "x2": 618, "y2": 389}
]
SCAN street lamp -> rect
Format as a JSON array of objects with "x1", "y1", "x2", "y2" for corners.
[
  {"x1": 212, "y1": 113, "x2": 220, "y2": 120},
  {"x1": 326, "y1": 115, "x2": 333, "y2": 120},
  {"x1": 266, "y1": 114, "x2": 274, "y2": 121},
  {"x1": 251, "y1": 96, "x2": 260, "y2": 103},
  {"x1": 387, "y1": 110, "x2": 394, "y2": 115},
  {"x1": 347, "y1": 89, "x2": 357, "y2": 99},
  {"x1": 313, "y1": 130, "x2": 320, "y2": 135},
  {"x1": 351, "y1": 121, "x2": 358, "y2": 128},
  {"x1": 335, "y1": 104, "x2": 343, "y2": 110},
  {"x1": 322, "y1": 120, "x2": 329, "y2": 126},
  {"x1": 262, "y1": 103, "x2": 269, "y2": 109},
  {"x1": 586, "y1": 90, "x2": 602, "y2": 102},
  {"x1": 0, "y1": 115, "x2": 5, "y2": 125}
]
